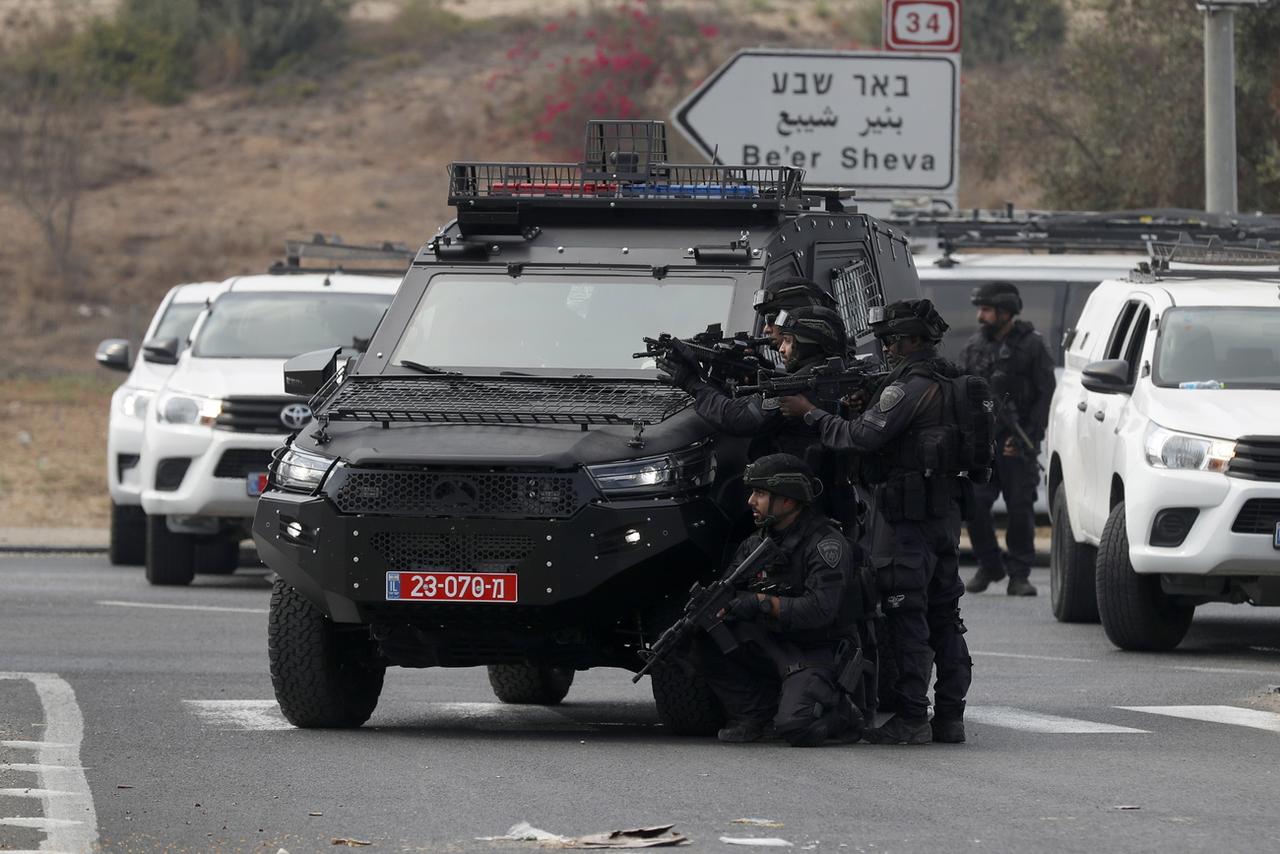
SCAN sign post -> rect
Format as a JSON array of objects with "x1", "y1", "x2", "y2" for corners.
[{"x1": 672, "y1": 49, "x2": 960, "y2": 215}]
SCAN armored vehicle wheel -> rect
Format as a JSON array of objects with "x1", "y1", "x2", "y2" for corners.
[
  {"x1": 1050, "y1": 485, "x2": 1099, "y2": 624},
  {"x1": 145, "y1": 515, "x2": 195, "y2": 586},
  {"x1": 486, "y1": 664, "x2": 574, "y2": 705},
  {"x1": 109, "y1": 502, "x2": 146, "y2": 566},
  {"x1": 196, "y1": 536, "x2": 241, "y2": 575},
  {"x1": 268, "y1": 579, "x2": 385, "y2": 728},
  {"x1": 650, "y1": 662, "x2": 725, "y2": 736},
  {"x1": 1096, "y1": 502, "x2": 1194, "y2": 651}
]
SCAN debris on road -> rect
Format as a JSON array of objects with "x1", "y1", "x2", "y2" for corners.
[
  {"x1": 1114, "y1": 805, "x2": 1141, "y2": 811},
  {"x1": 478, "y1": 822, "x2": 568, "y2": 844},
  {"x1": 331, "y1": 838, "x2": 373, "y2": 847},
  {"x1": 116, "y1": 784, "x2": 134, "y2": 789},
  {"x1": 310, "y1": 811, "x2": 324, "y2": 817},
  {"x1": 478, "y1": 822, "x2": 690, "y2": 847},
  {"x1": 719, "y1": 838, "x2": 793, "y2": 847},
  {"x1": 732, "y1": 819, "x2": 784, "y2": 828}
]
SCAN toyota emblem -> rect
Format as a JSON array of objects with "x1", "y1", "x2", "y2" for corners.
[{"x1": 279, "y1": 403, "x2": 313, "y2": 430}]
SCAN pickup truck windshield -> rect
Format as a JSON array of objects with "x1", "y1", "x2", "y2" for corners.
[
  {"x1": 1153, "y1": 307, "x2": 1280, "y2": 389},
  {"x1": 192, "y1": 292, "x2": 392, "y2": 359},
  {"x1": 392, "y1": 275, "x2": 736, "y2": 371}
]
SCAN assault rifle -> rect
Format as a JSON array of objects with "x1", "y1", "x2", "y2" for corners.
[
  {"x1": 995, "y1": 397, "x2": 1046, "y2": 473},
  {"x1": 632, "y1": 536, "x2": 782, "y2": 683},
  {"x1": 732, "y1": 355, "x2": 889, "y2": 400},
  {"x1": 635, "y1": 323, "x2": 773, "y2": 389}
]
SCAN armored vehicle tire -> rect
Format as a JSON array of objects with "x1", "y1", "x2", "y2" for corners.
[
  {"x1": 109, "y1": 502, "x2": 146, "y2": 566},
  {"x1": 1096, "y1": 502, "x2": 1194, "y2": 651},
  {"x1": 486, "y1": 664, "x2": 574, "y2": 705},
  {"x1": 145, "y1": 515, "x2": 195, "y2": 586},
  {"x1": 268, "y1": 579, "x2": 385, "y2": 728},
  {"x1": 196, "y1": 536, "x2": 241, "y2": 575},
  {"x1": 1050, "y1": 485, "x2": 1099, "y2": 624},
  {"x1": 650, "y1": 662, "x2": 725, "y2": 736}
]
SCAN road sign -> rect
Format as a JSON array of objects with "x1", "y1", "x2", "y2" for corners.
[
  {"x1": 884, "y1": 0, "x2": 961, "y2": 52},
  {"x1": 672, "y1": 49, "x2": 959, "y2": 203}
]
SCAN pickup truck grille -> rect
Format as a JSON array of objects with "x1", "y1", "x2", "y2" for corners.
[
  {"x1": 327, "y1": 468, "x2": 589, "y2": 518},
  {"x1": 1227, "y1": 437, "x2": 1280, "y2": 482},
  {"x1": 1231, "y1": 499, "x2": 1280, "y2": 534},
  {"x1": 370, "y1": 532, "x2": 534, "y2": 572},
  {"x1": 215, "y1": 396, "x2": 309, "y2": 434},
  {"x1": 213, "y1": 448, "x2": 275, "y2": 478}
]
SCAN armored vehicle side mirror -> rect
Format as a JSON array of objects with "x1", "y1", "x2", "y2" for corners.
[
  {"x1": 1081, "y1": 359, "x2": 1131, "y2": 394},
  {"x1": 95, "y1": 338, "x2": 132, "y2": 371},
  {"x1": 142, "y1": 337, "x2": 180, "y2": 365},
  {"x1": 284, "y1": 347, "x2": 358, "y2": 397}
]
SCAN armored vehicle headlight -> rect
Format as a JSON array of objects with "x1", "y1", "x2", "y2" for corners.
[
  {"x1": 587, "y1": 442, "x2": 716, "y2": 498},
  {"x1": 1144, "y1": 423, "x2": 1235, "y2": 473},
  {"x1": 118, "y1": 388, "x2": 154, "y2": 420},
  {"x1": 157, "y1": 392, "x2": 222, "y2": 426},
  {"x1": 271, "y1": 446, "x2": 337, "y2": 494}
]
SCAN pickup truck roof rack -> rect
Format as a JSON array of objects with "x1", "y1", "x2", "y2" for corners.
[
  {"x1": 268, "y1": 234, "x2": 417, "y2": 274},
  {"x1": 1126, "y1": 236, "x2": 1280, "y2": 281}
]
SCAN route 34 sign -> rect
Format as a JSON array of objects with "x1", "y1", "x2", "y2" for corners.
[
  {"x1": 672, "y1": 49, "x2": 959, "y2": 200},
  {"x1": 884, "y1": 0, "x2": 961, "y2": 52}
]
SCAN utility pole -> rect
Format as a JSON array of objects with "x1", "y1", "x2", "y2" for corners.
[{"x1": 1198, "y1": 0, "x2": 1270, "y2": 214}]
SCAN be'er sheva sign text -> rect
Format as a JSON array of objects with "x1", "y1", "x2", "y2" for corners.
[{"x1": 673, "y1": 50, "x2": 958, "y2": 194}]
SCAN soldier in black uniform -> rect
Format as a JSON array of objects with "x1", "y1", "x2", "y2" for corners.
[
  {"x1": 689, "y1": 453, "x2": 863, "y2": 746},
  {"x1": 753, "y1": 276, "x2": 839, "y2": 361},
  {"x1": 961, "y1": 282, "x2": 1056, "y2": 597},
  {"x1": 778, "y1": 299, "x2": 973, "y2": 745}
]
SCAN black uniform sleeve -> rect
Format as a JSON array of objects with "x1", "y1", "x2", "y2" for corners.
[
  {"x1": 776, "y1": 531, "x2": 848, "y2": 632},
  {"x1": 807, "y1": 374, "x2": 937, "y2": 453},
  {"x1": 689, "y1": 382, "x2": 782, "y2": 437},
  {"x1": 1024, "y1": 335, "x2": 1056, "y2": 442},
  {"x1": 959, "y1": 334, "x2": 983, "y2": 373}
]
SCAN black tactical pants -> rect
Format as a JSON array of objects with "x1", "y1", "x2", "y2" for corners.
[
  {"x1": 690, "y1": 623, "x2": 844, "y2": 747},
  {"x1": 967, "y1": 448, "x2": 1039, "y2": 580},
  {"x1": 871, "y1": 503, "x2": 973, "y2": 722}
]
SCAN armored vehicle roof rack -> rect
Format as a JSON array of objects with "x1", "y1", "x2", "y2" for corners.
[
  {"x1": 269, "y1": 234, "x2": 417, "y2": 274},
  {"x1": 890, "y1": 207, "x2": 1280, "y2": 263},
  {"x1": 447, "y1": 120, "x2": 810, "y2": 235}
]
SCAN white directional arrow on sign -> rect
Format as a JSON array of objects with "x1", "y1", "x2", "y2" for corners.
[{"x1": 672, "y1": 49, "x2": 959, "y2": 203}]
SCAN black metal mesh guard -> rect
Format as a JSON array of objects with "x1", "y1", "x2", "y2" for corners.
[
  {"x1": 317, "y1": 377, "x2": 692, "y2": 425},
  {"x1": 832, "y1": 259, "x2": 884, "y2": 343},
  {"x1": 448, "y1": 161, "x2": 804, "y2": 205},
  {"x1": 1150, "y1": 238, "x2": 1280, "y2": 268}
]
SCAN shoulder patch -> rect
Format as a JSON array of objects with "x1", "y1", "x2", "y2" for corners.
[
  {"x1": 877, "y1": 383, "x2": 906, "y2": 412},
  {"x1": 817, "y1": 538, "x2": 843, "y2": 568}
]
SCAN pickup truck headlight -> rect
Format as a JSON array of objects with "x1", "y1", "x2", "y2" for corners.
[
  {"x1": 1144, "y1": 423, "x2": 1235, "y2": 472},
  {"x1": 587, "y1": 442, "x2": 716, "y2": 498},
  {"x1": 271, "y1": 446, "x2": 337, "y2": 494},
  {"x1": 117, "y1": 388, "x2": 154, "y2": 420},
  {"x1": 156, "y1": 392, "x2": 222, "y2": 426}
]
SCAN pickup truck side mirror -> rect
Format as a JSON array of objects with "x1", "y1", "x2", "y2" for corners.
[
  {"x1": 142, "y1": 337, "x2": 180, "y2": 365},
  {"x1": 95, "y1": 338, "x2": 132, "y2": 371},
  {"x1": 284, "y1": 347, "x2": 359, "y2": 397},
  {"x1": 1081, "y1": 359, "x2": 1131, "y2": 394}
]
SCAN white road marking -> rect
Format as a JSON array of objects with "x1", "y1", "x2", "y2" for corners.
[
  {"x1": 0, "y1": 764, "x2": 85, "y2": 773},
  {"x1": 183, "y1": 700, "x2": 293, "y2": 731},
  {"x1": 966, "y1": 706, "x2": 1149, "y2": 734},
  {"x1": 1161, "y1": 665, "x2": 1280, "y2": 677},
  {"x1": 1119, "y1": 705, "x2": 1280, "y2": 733},
  {"x1": 2, "y1": 741, "x2": 74, "y2": 750},
  {"x1": 0, "y1": 817, "x2": 84, "y2": 829},
  {"x1": 0, "y1": 790, "x2": 76, "y2": 799},
  {"x1": 971, "y1": 651, "x2": 1097, "y2": 664},
  {"x1": 97, "y1": 600, "x2": 268, "y2": 615},
  {"x1": 0, "y1": 672, "x2": 98, "y2": 853}
]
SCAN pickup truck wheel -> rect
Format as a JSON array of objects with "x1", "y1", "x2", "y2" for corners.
[
  {"x1": 1050, "y1": 485, "x2": 1099, "y2": 623},
  {"x1": 650, "y1": 662, "x2": 725, "y2": 736},
  {"x1": 145, "y1": 515, "x2": 195, "y2": 586},
  {"x1": 1096, "y1": 502, "x2": 1194, "y2": 651},
  {"x1": 268, "y1": 579, "x2": 385, "y2": 728},
  {"x1": 195, "y1": 536, "x2": 241, "y2": 575},
  {"x1": 109, "y1": 502, "x2": 146, "y2": 566},
  {"x1": 486, "y1": 664, "x2": 574, "y2": 705}
]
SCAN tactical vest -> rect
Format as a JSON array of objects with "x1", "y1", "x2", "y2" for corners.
[{"x1": 965, "y1": 320, "x2": 1041, "y2": 427}]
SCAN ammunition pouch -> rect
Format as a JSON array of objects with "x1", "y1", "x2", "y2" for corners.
[{"x1": 875, "y1": 473, "x2": 961, "y2": 522}]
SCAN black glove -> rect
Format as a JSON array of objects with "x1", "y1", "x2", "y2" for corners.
[
  {"x1": 656, "y1": 341, "x2": 702, "y2": 391},
  {"x1": 723, "y1": 592, "x2": 765, "y2": 622}
]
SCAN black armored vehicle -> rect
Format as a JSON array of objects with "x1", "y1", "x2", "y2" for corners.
[{"x1": 254, "y1": 121, "x2": 921, "y2": 733}]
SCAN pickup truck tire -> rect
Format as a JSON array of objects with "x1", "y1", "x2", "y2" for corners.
[
  {"x1": 1096, "y1": 502, "x2": 1194, "y2": 651},
  {"x1": 268, "y1": 579, "x2": 385, "y2": 728},
  {"x1": 486, "y1": 664, "x2": 574, "y2": 705},
  {"x1": 650, "y1": 662, "x2": 726, "y2": 736},
  {"x1": 1050, "y1": 485, "x2": 1099, "y2": 623},
  {"x1": 145, "y1": 515, "x2": 195, "y2": 586},
  {"x1": 109, "y1": 502, "x2": 146, "y2": 566},
  {"x1": 195, "y1": 536, "x2": 241, "y2": 575}
]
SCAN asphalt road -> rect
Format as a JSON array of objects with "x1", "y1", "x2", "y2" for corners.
[{"x1": 3, "y1": 555, "x2": 1280, "y2": 854}]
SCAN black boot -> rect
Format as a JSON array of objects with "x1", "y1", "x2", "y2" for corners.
[
  {"x1": 862, "y1": 715, "x2": 932, "y2": 745},
  {"x1": 1006, "y1": 577, "x2": 1038, "y2": 597},
  {"x1": 717, "y1": 719, "x2": 767, "y2": 743},
  {"x1": 965, "y1": 565, "x2": 1006, "y2": 593},
  {"x1": 931, "y1": 717, "x2": 966, "y2": 744}
]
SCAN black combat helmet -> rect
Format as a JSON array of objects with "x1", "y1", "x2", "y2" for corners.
[
  {"x1": 753, "y1": 275, "x2": 838, "y2": 318},
  {"x1": 868, "y1": 298, "x2": 949, "y2": 342},
  {"x1": 970, "y1": 281, "x2": 1023, "y2": 314},
  {"x1": 774, "y1": 305, "x2": 847, "y2": 357},
  {"x1": 742, "y1": 453, "x2": 823, "y2": 504}
]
